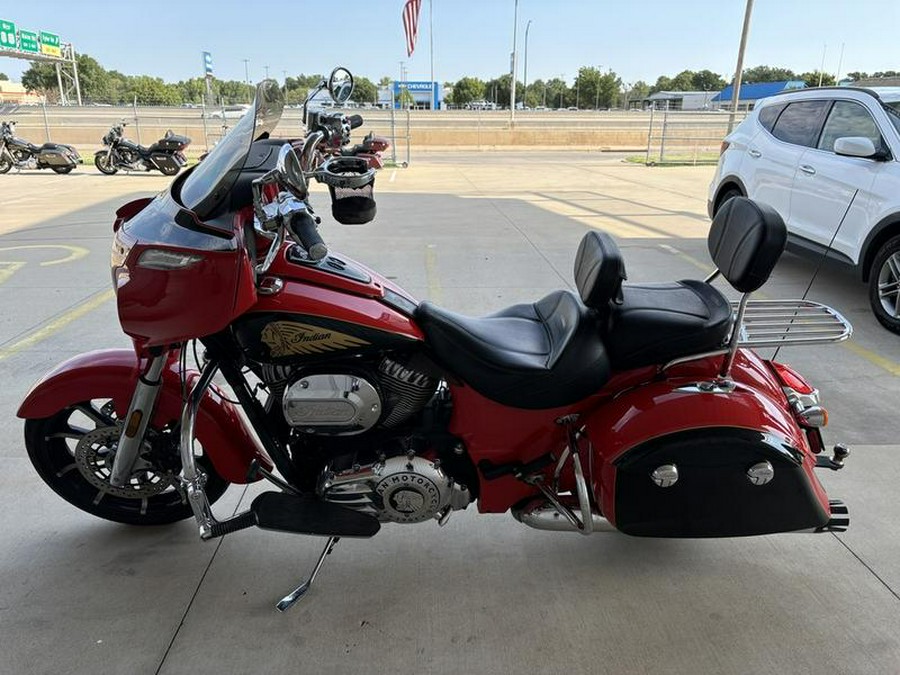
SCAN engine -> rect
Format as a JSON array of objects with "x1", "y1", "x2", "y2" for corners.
[
  {"x1": 265, "y1": 354, "x2": 438, "y2": 435},
  {"x1": 319, "y1": 455, "x2": 471, "y2": 523}
]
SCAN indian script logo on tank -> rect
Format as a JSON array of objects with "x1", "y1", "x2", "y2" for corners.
[{"x1": 260, "y1": 321, "x2": 370, "y2": 357}]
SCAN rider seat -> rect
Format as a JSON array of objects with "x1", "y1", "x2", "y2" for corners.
[{"x1": 416, "y1": 232, "x2": 624, "y2": 409}]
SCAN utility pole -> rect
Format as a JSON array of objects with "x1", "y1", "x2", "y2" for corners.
[
  {"x1": 523, "y1": 19, "x2": 532, "y2": 111},
  {"x1": 264, "y1": 65, "x2": 270, "y2": 79},
  {"x1": 243, "y1": 59, "x2": 250, "y2": 85},
  {"x1": 509, "y1": 0, "x2": 519, "y2": 124},
  {"x1": 727, "y1": 0, "x2": 754, "y2": 133}
]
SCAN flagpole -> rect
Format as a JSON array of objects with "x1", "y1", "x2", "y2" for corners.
[{"x1": 430, "y1": 0, "x2": 435, "y2": 110}]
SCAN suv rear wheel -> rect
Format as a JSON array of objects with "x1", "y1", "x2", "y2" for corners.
[
  {"x1": 869, "y1": 234, "x2": 900, "y2": 334},
  {"x1": 714, "y1": 186, "x2": 742, "y2": 216}
]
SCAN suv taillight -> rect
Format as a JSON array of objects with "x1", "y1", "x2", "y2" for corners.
[{"x1": 719, "y1": 140, "x2": 731, "y2": 156}]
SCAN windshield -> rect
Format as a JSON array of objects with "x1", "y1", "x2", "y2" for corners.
[
  {"x1": 179, "y1": 80, "x2": 284, "y2": 219},
  {"x1": 884, "y1": 101, "x2": 900, "y2": 136}
]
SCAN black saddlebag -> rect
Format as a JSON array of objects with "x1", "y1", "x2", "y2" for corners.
[
  {"x1": 612, "y1": 428, "x2": 830, "y2": 537},
  {"x1": 150, "y1": 152, "x2": 183, "y2": 172},
  {"x1": 39, "y1": 146, "x2": 74, "y2": 167}
]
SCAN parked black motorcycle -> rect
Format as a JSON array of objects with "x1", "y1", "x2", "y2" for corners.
[
  {"x1": 0, "y1": 121, "x2": 82, "y2": 174},
  {"x1": 94, "y1": 122, "x2": 190, "y2": 176}
]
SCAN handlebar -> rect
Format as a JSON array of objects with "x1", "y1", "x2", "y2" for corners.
[
  {"x1": 287, "y1": 210, "x2": 327, "y2": 261},
  {"x1": 348, "y1": 114, "x2": 363, "y2": 130}
]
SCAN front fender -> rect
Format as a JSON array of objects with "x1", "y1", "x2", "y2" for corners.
[{"x1": 17, "y1": 349, "x2": 268, "y2": 484}]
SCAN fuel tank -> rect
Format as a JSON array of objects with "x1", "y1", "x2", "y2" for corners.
[{"x1": 234, "y1": 245, "x2": 423, "y2": 364}]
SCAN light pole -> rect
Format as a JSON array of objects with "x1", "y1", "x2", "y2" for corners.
[
  {"x1": 509, "y1": 0, "x2": 519, "y2": 124},
  {"x1": 728, "y1": 0, "x2": 754, "y2": 132},
  {"x1": 523, "y1": 19, "x2": 532, "y2": 111},
  {"x1": 264, "y1": 65, "x2": 270, "y2": 79},
  {"x1": 243, "y1": 59, "x2": 250, "y2": 85}
]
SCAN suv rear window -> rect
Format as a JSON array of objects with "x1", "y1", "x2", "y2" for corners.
[
  {"x1": 771, "y1": 100, "x2": 830, "y2": 147},
  {"x1": 757, "y1": 103, "x2": 786, "y2": 132}
]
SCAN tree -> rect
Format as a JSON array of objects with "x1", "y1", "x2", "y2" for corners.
[
  {"x1": 21, "y1": 61, "x2": 57, "y2": 99},
  {"x1": 0, "y1": 73, "x2": 7, "y2": 81},
  {"x1": 544, "y1": 77, "x2": 568, "y2": 109},
  {"x1": 692, "y1": 70, "x2": 726, "y2": 91},
  {"x1": 799, "y1": 71, "x2": 836, "y2": 88},
  {"x1": 650, "y1": 75, "x2": 673, "y2": 94},
  {"x1": 845, "y1": 71, "x2": 869, "y2": 81},
  {"x1": 572, "y1": 66, "x2": 621, "y2": 109},
  {"x1": 742, "y1": 65, "x2": 798, "y2": 83},
  {"x1": 352, "y1": 76, "x2": 377, "y2": 104},
  {"x1": 449, "y1": 76, "x2": 485, "y2": 106},
  {"x1": 378, "y1": 76, "x2": 392, "y2": 87},
  {"x1": 624, "y1": 81, "x2": 650, "y2": 107},
  {"x1": 873, "y1": 70, "x2": 900, "y2": 79}
]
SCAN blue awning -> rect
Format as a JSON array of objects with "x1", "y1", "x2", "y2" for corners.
[{"x1": 712, "y1": 81, "x2": 806, "y2": 103}]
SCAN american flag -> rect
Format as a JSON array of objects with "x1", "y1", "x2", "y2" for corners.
[{"x1": 402, "y1": 0, "x2": 423, "y2": 57}]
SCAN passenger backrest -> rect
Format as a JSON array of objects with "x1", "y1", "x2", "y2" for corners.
[
  {"x1": 708, "y1": 197, "x2": 787, "y2": 294},
  {"x1": 574, "y1": 231, "x2": 627, "y2": 311}
]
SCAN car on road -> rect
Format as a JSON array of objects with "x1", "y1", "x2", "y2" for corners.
[{"x1": 709, "y1": 86, "x2": 900, "y2": 333}]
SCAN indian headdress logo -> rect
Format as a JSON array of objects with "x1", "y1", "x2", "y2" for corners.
[{"x1": 260, "y1": 321, "x2": 370, "y2": 358}]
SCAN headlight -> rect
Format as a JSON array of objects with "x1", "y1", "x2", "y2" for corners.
[{"x1": 137, "y1": 248, "x2": 204, "y2": 270}]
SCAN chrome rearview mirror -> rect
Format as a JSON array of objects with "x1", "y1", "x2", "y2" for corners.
[
  {"x1": 328, "y1": 67, "x2": 354, "y2": 104},
  {"x1": 276, "y1": 143, "x2": 306, "y2": 196}
]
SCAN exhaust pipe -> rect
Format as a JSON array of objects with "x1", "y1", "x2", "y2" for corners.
[{"x1": 512, "y1": 500, "x2": 617, "y2": 534}]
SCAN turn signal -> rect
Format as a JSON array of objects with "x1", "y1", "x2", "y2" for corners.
[{"x1": 798, "y1": 405, "x2": 828, "y2": 428}]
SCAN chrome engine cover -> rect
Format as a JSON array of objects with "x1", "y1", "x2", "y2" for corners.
[
  {"x1": 319, "y1": 456, "x2": 471, "y2": 524},
  {"x1": 282, "y1": 373, "x2": 381, "y2": 434}
]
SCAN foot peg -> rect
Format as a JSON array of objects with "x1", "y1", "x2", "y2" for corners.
[{"x1": 252, "y1": 492, "x2": 380, "y2": 538}]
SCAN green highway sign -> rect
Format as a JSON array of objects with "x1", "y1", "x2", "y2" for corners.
[
  {"x1": 40, "y1": 30, "x2": 61, "y2": 57},
  {"x1": 19, "y1": 29, "x2": 39, "y2": 53},
  {"x1": 0, "y1": 20, "x2": 15, "y2": 49}
]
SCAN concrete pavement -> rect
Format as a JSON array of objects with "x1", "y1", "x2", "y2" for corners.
[{"x1": 1, "y1": 155, "x2": 899, "y2": 674}]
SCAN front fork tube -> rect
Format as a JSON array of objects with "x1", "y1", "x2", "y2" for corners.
[{"x1": 109, "y1": 353, "x2": 166, "y2": 487}]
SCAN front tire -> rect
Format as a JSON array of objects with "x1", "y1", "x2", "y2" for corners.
[
  {"x1": 94, "y1": 152, "x2": 118, "y2": 175},
  {"x1": 24, "y1": 398, "x2": 229, "y2": 525},
  {"x1": 869, "y1": 235, "x2": 900, "y2": 334},
  {"x1": 0, "y1": 154, "x2": 11, "y2": 174}
]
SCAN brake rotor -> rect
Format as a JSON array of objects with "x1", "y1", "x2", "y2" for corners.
[{"x1": 74, "y1": 426, "x2": 177, "y2": 499}]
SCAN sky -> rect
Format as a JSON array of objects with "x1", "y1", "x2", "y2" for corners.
[{"x1": 1, "y1": 0, "x2": 897, "y2": 87}]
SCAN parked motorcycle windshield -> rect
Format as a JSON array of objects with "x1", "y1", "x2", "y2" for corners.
[{"x1": 179, "y1": 79, "x2": 284, "y2": 220}]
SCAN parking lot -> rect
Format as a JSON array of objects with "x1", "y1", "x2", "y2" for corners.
[{"x1": 1, "y1": 153, "x2": 899, "y2": 674}]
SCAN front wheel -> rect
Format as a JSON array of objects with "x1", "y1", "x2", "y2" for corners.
[
  {"x1": 0, "y1": 154, "x2": 11, "y2": 174},
  {"x1": 869, "y1": 235, "x2": 900, "y2": 334},
  {"x1": 94, "y1": 151, "x2": 118, "y2": 175},
  {"x1": 24, "y1": 398, "x2": 229, "y2": 525}
]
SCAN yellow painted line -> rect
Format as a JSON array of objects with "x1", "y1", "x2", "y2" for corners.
[
  {"x1": 0, "y1": 261, "x2": 26, "y2": 286},
  {"x1": 0, "y1": 244, "x2": 89, "y2": 266},
  {"x1": 425, "y1": 244, "x2": 443, "y2": 304},
  {"x1": 841, "y1": 340, "x2": 900, "y2": 377},
  {"x1": 0, "y1": 288, "x2": 115, "y2": 362}
]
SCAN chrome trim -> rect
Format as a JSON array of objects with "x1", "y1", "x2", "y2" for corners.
[
  {"x1": 720, "y1": 292, "x2": 751, "y2": 377},
  {"x1": 179, "y1": 359, "x2": 221, "y2": 539},
  {"x1": 661, "y1": 348, "x2": 729, "y2": 372},
  {"x1": 109, "y1": 354, "x2": 166, "y2": 487},
  {"x1": 651, "y1": 464, "x2": 679, "y2": 488},
  {"x1": 675, "y1": 380, "x2": 736, "y2": 394},
  {"x1": 276, "y1": 536, "x2": 339, "y2": 612},
  {"x1": 704, "y1": 269, "x2": 721, "y2": 283},
  {"x1": 746, "y1": 461, "x2": 775, "y2": 485}
]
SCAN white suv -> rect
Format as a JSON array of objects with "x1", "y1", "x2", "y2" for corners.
[{"x1": 708, "y1": 87, "x2": 900, "y2": 333}]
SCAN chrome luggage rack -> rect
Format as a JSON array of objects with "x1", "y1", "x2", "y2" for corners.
[{"x1": 733, "y1": 299, "x2": 853, "y2": 347}]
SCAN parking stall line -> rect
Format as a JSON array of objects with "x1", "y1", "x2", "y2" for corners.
[{"x1": 0, "y1": 288, "x2": 115, "y2": 362}]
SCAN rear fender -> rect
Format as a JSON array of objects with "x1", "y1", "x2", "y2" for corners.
[
  {"x1": 17, "y1": 349, "x2": 268, "y2": 484},
  {"x1": 584, "y1": 360, "x2": 828, "y2": 528}
]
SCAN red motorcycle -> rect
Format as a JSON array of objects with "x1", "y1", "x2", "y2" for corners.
[{"x1": 18, "y1": 72, "x2": 854, "y2": 612}]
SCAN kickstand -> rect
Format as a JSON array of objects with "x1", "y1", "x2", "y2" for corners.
[{"x1": 276, "y1": 536, "x2": 340, "y2": 612}]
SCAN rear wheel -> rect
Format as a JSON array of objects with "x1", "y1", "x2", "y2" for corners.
[
  {"x1": 158, "y1": 163, "x2": 180, "y2": 176},
  {"x1": 869, "y1": 235, "x2": 900, "y2": 334},
  {"x1": 51, "y1": 165, "x2": 74, "y2": 174},
  {"x1": 713, "y1": 186, "x2": 742, "y2": 216},
  {"x1": 94, "y1": 152, "x2": 118, "y2": 175},
  {"x1": 24, "y1": 398, "x2": 229, "y2": 525}
]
